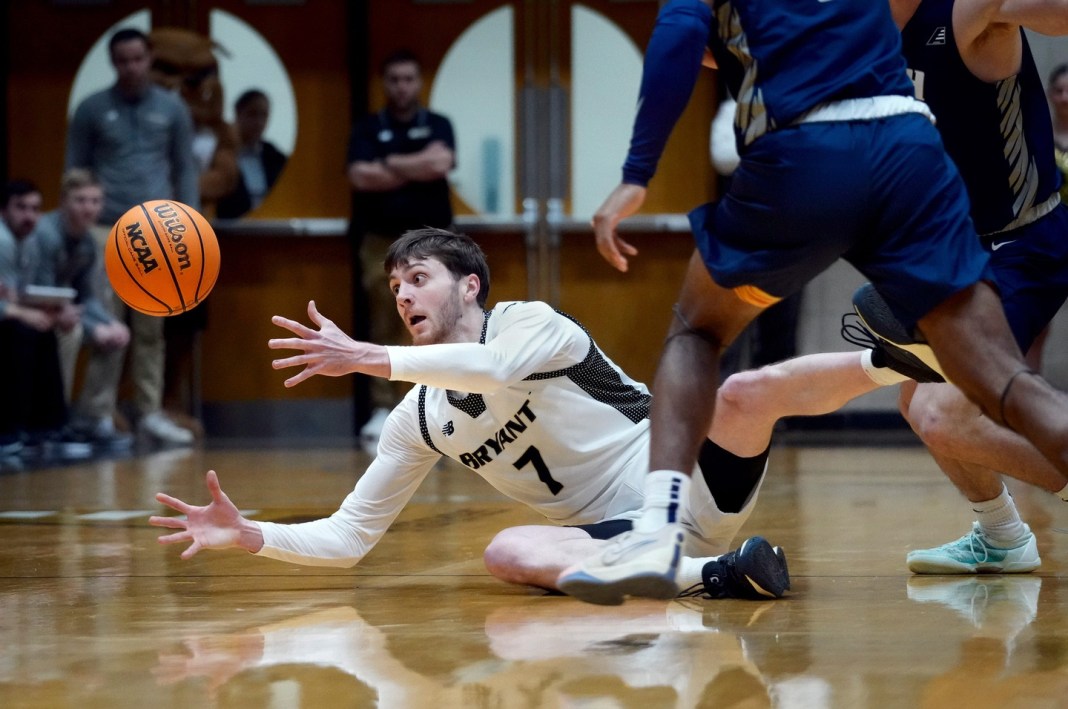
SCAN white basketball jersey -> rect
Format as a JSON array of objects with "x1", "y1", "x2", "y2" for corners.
[{"x1": 257, "y1": 301, "x2": 652, "y2": 567}]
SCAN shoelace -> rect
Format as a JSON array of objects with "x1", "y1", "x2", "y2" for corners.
[
  {"x1": 840, "y1": 312, "x2": 877, "y2": 350},
  {"x1": 966, "y1": 532, "x2": 993, "y2": 563},
  {"x1": 937, "y1": 528, "x2": 993, "y2": 563},
  {"x1": 677, "y1": 580, "x2": 715, "y2": 599}
]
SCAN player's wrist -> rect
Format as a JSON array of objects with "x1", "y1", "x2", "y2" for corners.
[{"x1": 238, "y1": 519, "x2": 265, "y2": 553}]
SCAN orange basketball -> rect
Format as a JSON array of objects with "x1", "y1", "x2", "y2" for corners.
[{"x1": 105, "y1": 200, "x2": 220, "y2": 316}]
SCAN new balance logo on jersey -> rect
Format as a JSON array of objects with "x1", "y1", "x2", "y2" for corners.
[
  {"x1": 927, "y1": 27, "x2": 946, "y2": 45},
  {"x1": 459, "y1": 400, "x2": 537, "y2": 470},
  {"x1": 442, "y1": 421, "x2": 454, "y2": 436}
]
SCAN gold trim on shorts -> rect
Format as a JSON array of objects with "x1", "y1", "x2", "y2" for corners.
[{"x1": 733, "y1": 284, "x2": 782, "y2": 308}]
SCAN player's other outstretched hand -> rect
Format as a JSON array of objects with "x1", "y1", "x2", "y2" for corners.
[
  {"x1": 592, "y1": 183, "x2": 646, "y2": 273},
  {"x1": 150, "y1": 470, "x2": 264, "y2": 559}
]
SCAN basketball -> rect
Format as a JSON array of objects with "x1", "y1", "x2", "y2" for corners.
[{"x1": 104, "y1": 200, "x2": 220, "y2": 316}]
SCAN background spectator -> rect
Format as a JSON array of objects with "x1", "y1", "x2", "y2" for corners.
[
  {"x1": 0, "y1": 180, "x2": 91, "y2": 461},
  {"x1": 65, "y1": 27, "x2": 198, "y2": 447},
  {"x1": 346, "y1": 48, "x2": 456, "y2": 449},
  {"x1": 35, "y1": 169, "x2": 132, "y2": 450},
  {"x1": 217, "y1": 89, "x2": 289, "y2": 219}
]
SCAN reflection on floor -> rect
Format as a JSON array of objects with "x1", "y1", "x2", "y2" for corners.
[{"x1": 2, "y1": 440, "x2": 1068, "y2": 708}]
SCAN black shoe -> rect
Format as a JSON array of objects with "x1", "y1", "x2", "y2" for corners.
[
  {"x1": 775, "y1": 544, "x2": 791, "y2": 591},
  {"x1": 684, "y1": 536, "x2": 790, "y2": 600},
  {"x1": 0, "y1": 433, "x2": 24, "y2": 458},
  {"x1": 72, "y1": 418, "x2": 134, "y2": 453},
  {"x1": 841, "y1": 283, "x2": 946, "y2": 384},
  {"x1": 38, "y1": 427, "x2": 94, "y2": 461}
]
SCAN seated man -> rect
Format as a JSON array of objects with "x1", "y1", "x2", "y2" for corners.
[
  {"x1": 34, "y1": 169, "x2": 132, "y2": 450},
  {"x1": 0, "y1": 179, "x2": 91, "y2": 461},
  {"x1": 150, "y1": 228, "x2": 800, "y2": 602}
]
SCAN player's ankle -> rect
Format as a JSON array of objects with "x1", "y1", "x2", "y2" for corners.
[{"x1": 634, "y1": 470, "x2": 690, "y2": 533}]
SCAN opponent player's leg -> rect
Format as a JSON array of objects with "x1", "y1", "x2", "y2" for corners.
[
  {"x1": 899, "y1": 380, "x2": 1045, "y2": 574},
  {"x1": 681, "y1": 350, "x2": 887, "y2": 560},
  {"x1": 904, "y1": 452, "x2": 1040, "y2": 574},
  {"x1": 647, "y1": 252, "x2": 763, "y2": 474},
  {"x1": 904, "y1": 380, "x2": 1067, "y2": 495},
  {"x1": 851, "y1": 284, "x2": 1060, "y2": 572},
  {"x1": 557, "y1": 254, "x2": 763, "y2": 604},
  {"x1": 917, "y1": 282, "x2": 1068, "y2": 479}
]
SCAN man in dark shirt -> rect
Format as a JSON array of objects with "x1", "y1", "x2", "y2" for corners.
[{"x1": 346, "y1": 49, "x2": 456, "y2": 446}]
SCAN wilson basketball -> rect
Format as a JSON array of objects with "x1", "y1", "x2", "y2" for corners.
[{"x1": 105, "y1": 200, "x2": 220, "y2": 316}]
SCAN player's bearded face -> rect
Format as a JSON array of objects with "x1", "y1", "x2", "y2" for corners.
[{"x1": 391, "y1": 259, "x2": 466, "y2": 346}]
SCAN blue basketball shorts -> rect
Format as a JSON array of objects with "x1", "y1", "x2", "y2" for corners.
[
  {"x1": 985, "y1": 202, "x2": 1068, "y2": 353},
  {"x1": 689, "y1": 112, "x2": 991, "y2": 334}
]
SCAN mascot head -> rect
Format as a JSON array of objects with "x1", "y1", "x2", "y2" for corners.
[{"x1": 149, "y1": 27, "x2": 229, "y2": 127}]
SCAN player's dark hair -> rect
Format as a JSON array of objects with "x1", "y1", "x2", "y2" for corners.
[
  {"x1": 380, "y1": 49, "x2": 421, "y2": 76},
  {"x1": 385, "y1": 228, "x2": 491, "y2": 308},
  {"x1": 1, "y1": 179, "x2": 40, "y2": 208},
  {"x1": 109, "y1": 28, "x2": 151, "y2": 57}
]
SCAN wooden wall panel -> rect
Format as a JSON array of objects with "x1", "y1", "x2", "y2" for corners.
[
  {"x1": 5, "y1": 0, "x2": 351, "y2": 218},
  {"x1": 200, "y1": 236, "x2": 353, "y2": 402}
]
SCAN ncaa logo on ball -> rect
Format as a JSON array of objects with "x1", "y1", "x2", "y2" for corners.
[{"x1": 122, "y1": 220, "x2": 159, "y2": 274}]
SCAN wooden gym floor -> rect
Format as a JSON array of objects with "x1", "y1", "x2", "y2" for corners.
[{"x1": 2, "y1": 439, "x2": 1068, "y2": 708}]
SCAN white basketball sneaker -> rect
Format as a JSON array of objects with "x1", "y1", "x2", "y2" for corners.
[{"x1": 557, "y1": 523, "x2": 685, "y2": 606}]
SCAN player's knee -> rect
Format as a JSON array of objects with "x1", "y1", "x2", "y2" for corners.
[
  {"x1": 906, "y1": 394, "x2": 956, "y2": 453},
  {"x1": 719, "y1": 365, "x2": 779, "y2": 420},
  {"x1": 483, "y1": 528, "x2": 530, "y2": 584}
]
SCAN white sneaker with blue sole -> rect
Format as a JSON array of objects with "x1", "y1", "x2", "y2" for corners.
[{"x1": 557, "y1": 523, "x2": 685, "y2": 606}]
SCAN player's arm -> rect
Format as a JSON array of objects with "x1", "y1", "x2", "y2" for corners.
[
  {"x1": 622, "y1": 0, "x2": 711, "y2": 188},
  {"x1": 953, "y1": 0, "x2": 1068, "y2": 81},
  {"x1": 254, "y1": 438, "x2": 437, "y2": 568},
  {"x1": 387, "y1": 302, "x2": 589, "y2": 392},
  {"x1": 982, "y1": 0, "x2": 1068, "y2": 33},
  {"x1": 151, "y1": 412, "x2": 439, "y2": 567},
  {"x1": 593, "y1": 0, "x2": 711, "y2": 271}
]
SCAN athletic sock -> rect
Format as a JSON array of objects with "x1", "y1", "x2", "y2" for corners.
[
  {"x1": 974, "y1": 484, "x2": 1027, "y2": 545},
  {"x1": 678, "y1": 554, "x2": 717, "y2": 591},
  {"x1": 859, "y1": 349, "x2": 909, "y2": 386},
  {"x1": 634, "y1": 470, "x2": 691, "y2": 533}
]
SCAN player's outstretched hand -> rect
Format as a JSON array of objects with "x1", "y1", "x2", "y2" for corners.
[
  {"x1": 592, "y1": 183, "x2": 646, "y2": 272},
  {"x1": 269, "y1": 300, "x2": 390, "y2": 387},
  {"x1": 150, "y1": 470, "x2": 263, "y2": 559}
]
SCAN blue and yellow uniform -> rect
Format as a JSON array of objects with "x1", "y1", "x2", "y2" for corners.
[
  {"x1": 623, "y1": 0, "x2": 991, "y2": 333},
  {"x1": 900, "y1": 0, "x2": 1068, "y2": 352}
]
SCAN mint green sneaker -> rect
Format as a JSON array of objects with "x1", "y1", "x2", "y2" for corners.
[{"x1": 907, "y1": 522, "x2": 1040, "y2": 574}]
